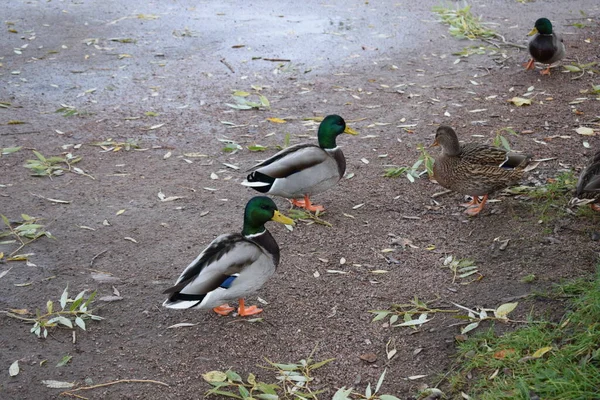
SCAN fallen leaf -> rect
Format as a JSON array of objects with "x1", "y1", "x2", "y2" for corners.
[
  {"x1": 508, "y1": 97, "x2": 532, "y2": 106},
  {"x1": 267, "y1": 117, "x2": 286, "y2": 123},
  {"x1": 575, "y1": 127, "x2": 595, "y2": 136},
  {"x1": 41, "y1": 380, "x2": 75, "y2": 389},
  {"x1": 9, "y1": 360, "x2": 19, "y2": 377},
  {"x1": 359, "y1": 352, "x2": 377, "y2": 363},
  {"x1": 168, "y1": 322, "x2": 199, "y2": 329},
  {"x1": 531, "y1": 346, "x2": 553, "y2": 359}
]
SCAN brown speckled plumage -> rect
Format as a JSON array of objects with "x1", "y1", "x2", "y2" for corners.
[
  {"x1": 432, "y1": 126, "x2": 530, "y2": 214},
  {"x1": 575, "y1": 149, "x2": 600, "y2": 204}
]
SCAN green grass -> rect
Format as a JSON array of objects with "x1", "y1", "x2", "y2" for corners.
[
  {"x1": 432, "y1": 4, "x2": 498, "y2": 40},
  {"x1": 527, "y1": 171, "x2": 577, "y2": 222},
  {"x1": 445, "y1": 269, "x2": 600, "y2": 399}
]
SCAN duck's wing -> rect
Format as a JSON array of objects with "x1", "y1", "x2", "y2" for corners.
[
  {"x1": 163, "y1": 234, "x2": 262, "y2": 299},
  {"x1": 460, "y1": 144, "x2": 511, "y2": 167},
  {"x1": 246, "y1": 144, "x2": 329, "y2": 178},
  {"x1": 577, "y1": 162, "x2": 600, "y2": 196}
]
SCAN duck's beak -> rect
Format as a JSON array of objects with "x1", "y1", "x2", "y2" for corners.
[
  {"x1": 271, "y1": 210, "x2": 295, "y2": 225},
  {"x1": 344, "y1": 126, "x2": 359, "y2": 135},
  {"x1": 528, "y1": 27, "x2": 538, "y2": 36},
  {"x1": 429, "y1": 139, "x2": 440, "y2": 148}
]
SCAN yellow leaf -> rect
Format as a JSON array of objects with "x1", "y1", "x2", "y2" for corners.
[
  {"x1": 202, "y1": 371, "x2": 227, "y2": 383},
  {"x1": 0, "y1": 252, "x2": 3, "y2": 260},
  {"x1": 494, "y1": 302, "x2": 518, "y2": 319},
  {"x1": 232, "y1": 91, "x2": 250, "y2": 97},
  {"x1": 116, "y1": 209, "x2": 125, "y2": 215},
  {"x1": 508, "y1": 97, "x2": 532, "y2": 107},
  {"x1": 531, "y1": 346, "x2": 553, "y2": 359},
  {"x1": 267, "y1": 117, "x2": 286, "y2": 123},
  {"x1": 9, "y1": 309, "x2": 29, "y2": 315}
]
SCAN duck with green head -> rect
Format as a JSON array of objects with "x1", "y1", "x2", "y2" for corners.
[
  {"x1": 242, "y1": 115, "x2": 358, "y2": 212},
  {"x1": 525, "y1": 17, "x2": 565, "y2": 75},
  {"x1": 431, "y1": 126, "x2": 531, "y2": 216},
  {"x1": 163, "y1": 196, "x2": 293, "y2": 316}
]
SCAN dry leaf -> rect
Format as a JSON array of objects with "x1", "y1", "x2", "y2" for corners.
[
  {"x1": 575, "y1": 127, "x2": 595, "y2": 136},
  {"x1": 267, "y1": 117, "x2": 286, "y2": 123},
  {"x1": 508, "y1": 97, "x2": 532, "y2": 106}
]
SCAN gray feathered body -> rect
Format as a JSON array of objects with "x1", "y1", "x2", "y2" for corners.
[
  {"x1": 162, "y1": 230, "x2": 279, "y2": 310},
  {"x1": 529, "y1": 32, "x2": 565, "y2": 65},
  {"x1": 245, "y1": 144, "x2": 345, "y2": 199}
]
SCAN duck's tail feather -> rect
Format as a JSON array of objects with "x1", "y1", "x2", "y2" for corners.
[{"x1": 241, "y1": 171, "x2": 275, "y2": 193}]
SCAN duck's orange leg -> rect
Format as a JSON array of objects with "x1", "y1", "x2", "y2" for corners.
[
  {"x1": 237, "y1": 298, "x2": 263, "y2": 316},
  {"x1": 540, "y1": 66, "x2": 551, "y2": 75},
  {"x1": 291, "y1": 194, "x2": 325, "y2": 212},
  {"x1": 460, "y1": 196, "x2": 480, "y2": 208},
  {"x1": 591, "y1": 203, "x2": 600, "y2": 212},
  {"x1": 464, "y1": 195, "x2": 489, "y2": 216},
  {"x1": 213, "y1": 304, "x2": 235, "y2": 316},
  {"x1": 524, "y1": 59, "x2": 536, "y2": 71}
]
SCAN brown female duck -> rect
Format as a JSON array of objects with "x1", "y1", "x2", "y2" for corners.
[
  {"x1": 575, "y1": 149, "x2": 600, "y2": 211},
  {"x1": 431, "y1": 126, "x2": 530, "y2": 216}
]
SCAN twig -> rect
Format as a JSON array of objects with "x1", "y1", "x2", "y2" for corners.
[
  {"x1": 263, "y1": 58, "x2": 291, "y2": 62},
  {"x1": 90, "y1": 249, "x2": 108, "y2": 267},
  {"x1": 219, "y1": 58, "x2": 235, "y2": 73},
  {"x1": 60, "y1": 379, "x2": 170, "y2": 398}
]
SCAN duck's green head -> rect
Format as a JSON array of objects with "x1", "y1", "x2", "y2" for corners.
[
  {"x1": 317, "y1": 114, "x2": 358, "y2": 149},
  {"x1": 431, "y1": 125, "x2": 461, "y2": 156},
  {"x1": 242, "y1": 196, "x2": 294, "y2": 236},
  {"x1": 529, "y1": 18, "x2": 553, "y2": 35}
]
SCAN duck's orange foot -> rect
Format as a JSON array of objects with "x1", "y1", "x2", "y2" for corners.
[
  {"x1": 237, "y1": 298, "x2": 263, "y2": 316},
  {"x1": 213, "y1": 304, "x2": 235, "y2": 316},
  {"x1": 523, "y1": 59, "x2": 536, "y2": 71},
  {"x1": 540, "y1": 67, "x2": 551, "y2": 75},
  {"x1": 460, "y1": 196, "x2": 480, "y2": 208},
  {"x1": 591, "y1": 203, "x2": 600, "y2": 212},
  {"x1": 291, "y1": 195, "x2": 325, "y2": 212},
  {"x1": 463, "y1": 194, "x2": 488, "y2": 216}
]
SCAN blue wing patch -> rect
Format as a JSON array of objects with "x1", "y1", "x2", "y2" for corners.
[{"x1": 219, "y1": 275, "x2": 238, "y2": 289}]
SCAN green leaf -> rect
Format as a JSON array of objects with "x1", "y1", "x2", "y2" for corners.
[
  {"x1": 206, "y1": 389, "x2": 242, "y2": 399},
  {"x1": 365, "y1": 382, "x2": 372, "y2": 398},
  {"x1": 81, "y1": 290, "x2": 97, "y2": 311},
  {"x1": 259, "y1": 95, "x2": 270, "y2": 108},
  {"x1": 332, "y1": 387, "x2": 353, "y2": 400},
  {"x1": 203, "y1": 370, "x2": 228, "y2": 382},
  {"x1": 371, "y1": 311, "x2": 390, "y2": 321},
  {"x1": 375, "y1": 368, "x2": 387, "y2": 393},
  {"x1": 60, "y1": 286, "x2": 69, "y2": 310},
  {"x1": 46, "y1": 300, "x2": 53, "y2": 314},
  {"x1": 32, "y1": 150, "x2": 47, "y2": 162},
  {"x1": 379, "y1": 395, "x2": 402, "y2": 400},
  {"x1": 563, "y1": 65, "x2": 582, "y2": 72},
  {"x1": 238, "y1": 385, "x2": 250, "y2": 398},
  {"x1": 308, "y1": 358, "x2": 335, "y2": 370},
  {"x1": 255, "y1": 394, "x2": 279, "y2": 400},
  {"x1": 56, "y1": 355, "x2": 72, "y2": 367},
  {"x1": 56, "y1": 316, "x2": 73, "y2": 328},
  {"x1": 247, "y1": 144, "x2": 267, "y2": 152},
  {"x1": 461, "y1": 321, "x2": 480, "y2": 334},
  {"x1": 226, "y1": 370, "x2": 243, "y2": 383},
  {"x1": 75, "y1": 317, "x2": 86, "y2": 330},
  {"x1": 2, "y1": 146, "x2": 22, "y2": 155}
]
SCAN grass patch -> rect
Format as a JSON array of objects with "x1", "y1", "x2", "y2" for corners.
[
  {"x1": 432, "y1": 4, "x2": 498, "y2": 40},
  {"x1": 445, "y1": 269, "x2": 600, "y2": 399},
  {"x1": 202, "y1": 353, "x2": 401, "y2": 399},
  {"x1": 527, "y1": 171, "x2": 576, "y2": 222}
]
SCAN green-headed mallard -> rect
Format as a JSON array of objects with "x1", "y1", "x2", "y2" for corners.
[
  {"x1": 163, "y1": 196, "x2": 293, "y2": 316},
  {"x1": 525, "y1": 17, "x2": 565, "y2": 75},
  {"x1": 241, "y1": 115, "x2": 357, "y2": 212},
  {"x1": 575, "y1": 150, "x2": 600, "y2": 211},
  {"x1": 431, "y1": 126, "x2": 531, "y2": 216}
]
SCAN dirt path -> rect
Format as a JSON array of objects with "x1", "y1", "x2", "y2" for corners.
[{"x1": 2, "y1": 0, "x2": 600, "y2": 398}]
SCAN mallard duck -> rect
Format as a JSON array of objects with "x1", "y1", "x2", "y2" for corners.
[
  {"x1": 162, "y1": 196, "x2": 293, "y2": 316},
  {"x1": 525, "y1": 17, "x2": 565, "y2": 75},
  {"x1": 241, "y1": 115, "x2": 357, "y2": 212},
  {"x1": 431, "y1": 126, "x2": 531, "y2": 216},
  {"x1": 575, "y1": 150, "x2": 600, "y2": 211}
]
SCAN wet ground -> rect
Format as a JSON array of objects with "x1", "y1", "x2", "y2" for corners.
[{"x1": 2, "y1": 0, "x2": 600, "y2": 399}]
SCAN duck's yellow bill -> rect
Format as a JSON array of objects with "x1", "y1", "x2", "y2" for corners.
[
  {"x1": 528, "y1": 27, "x2": 538, "y2": 36},
  {"x1": 272, "y1": 210, "x2": 295, "y2": 225},
  {"x1": 344, "y1": 126, "x2": 359, "y2": 135},
  {"x1": 429, "y1": 139, "x2": 440, "y2": 148}
]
